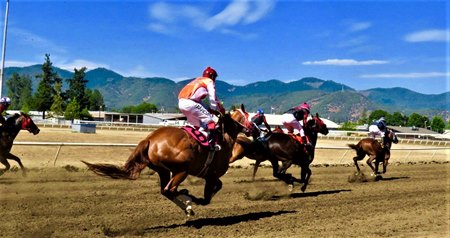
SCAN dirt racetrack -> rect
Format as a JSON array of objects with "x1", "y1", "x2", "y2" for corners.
[{"x1": 1, "y1": 127, "x2": 449, "y2": 237}]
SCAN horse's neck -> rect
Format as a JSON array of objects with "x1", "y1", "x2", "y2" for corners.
[{"x1": 1, "y1": 124, "x2": 21, "y2": 140}]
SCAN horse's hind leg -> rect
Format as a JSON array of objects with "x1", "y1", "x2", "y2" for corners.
[
  {"x1": 201, "y1": 177, "x2": 222, "y2": 205},
  {"x1": 6, "y1": 153, "x2": 26, "y2": 177},
  {"x1": 353, "y1": 151, "x2": 365, "y2": 173},
  {"x1": 152, "y1": 166, "x2": 193, "y2": 215},
  {"x1": 0, "y1": 155, "x2": 10, "y2": 176}
]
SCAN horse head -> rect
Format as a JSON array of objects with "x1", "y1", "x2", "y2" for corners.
[
  {"x1": 307, "y1": 113, "x2": 329, "y2": 135},
  {"x1": 17, "y1": 113, "x2": 40, "y2": 135},
  {"x1": 386, "y1": 129, "x2": 399, "y2": 146},
  {"x1": 230, "y1": 104, "x2": 252, "y2": 136}
]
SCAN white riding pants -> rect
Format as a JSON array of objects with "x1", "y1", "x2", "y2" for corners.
[
  {"x1": 178, "y1": 98, "x2": 214, "y2": 129},
  {"x1": 368, "y1": 125, "x2": 385, "y2": 138},
  {"x1": 281, "y1": 113, "x2": 305, "y2": 137}
]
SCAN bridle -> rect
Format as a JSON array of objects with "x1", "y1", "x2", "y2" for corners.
[{"x1": 232, "y1": 109, "x2": 252, "y2": 135}]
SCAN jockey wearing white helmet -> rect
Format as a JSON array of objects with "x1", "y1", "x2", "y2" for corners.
[{"x1": 0, "y1": 96, "x2": 11, "y2": 125}]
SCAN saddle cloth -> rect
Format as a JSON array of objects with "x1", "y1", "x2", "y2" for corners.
[{"x1": 182, "y1": 126, "x2": 209, "y2": 147}]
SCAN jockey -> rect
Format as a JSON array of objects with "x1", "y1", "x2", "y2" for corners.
[
  {"x1": 178, "y1": 66, "x2": 225, "y2": 151},
  {"x1": 281, "y1": 102, "x2": 311, "y2": 146},
  {"x1": 369, "y1": 117, "x2": 387, "y2": 148},
  {"x1": 0, "y1": 96, "x2": 11, "y2": 125},
  {"x1": 250, "y1": 109, "x2": 271, "y2": 141}
]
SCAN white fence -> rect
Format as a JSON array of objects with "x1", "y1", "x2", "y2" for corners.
[{"x1": 13, "y1": 141, "x2": 449, "y2": 167}]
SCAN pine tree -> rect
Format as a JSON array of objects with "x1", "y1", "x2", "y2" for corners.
[{"x1": 34, "y1": 54, "x2": 61, "y2": 119}]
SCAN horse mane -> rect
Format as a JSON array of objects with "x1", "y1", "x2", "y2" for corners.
[{"x1": 6, "y1": 113, "x2": 21, "y2": 124}]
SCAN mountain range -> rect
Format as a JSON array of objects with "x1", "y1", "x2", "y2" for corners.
[{"x1": 3, "y1": 65, "x2": 449, "y2": 122}]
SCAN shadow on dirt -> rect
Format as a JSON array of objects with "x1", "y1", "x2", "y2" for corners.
[
  {"x1": 379, "y1": 176, "x2": 410, "y2": 181},
  {"x1": 281, "y1": 189, "x2": 351, "y2": 199},
  {"x1": 152, "y1": 210, "x2": 295, "y2": 229}
]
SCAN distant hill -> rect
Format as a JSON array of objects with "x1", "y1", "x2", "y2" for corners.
[{"x1": 3, "y1": 65, "x2": 449, "y2": 122}]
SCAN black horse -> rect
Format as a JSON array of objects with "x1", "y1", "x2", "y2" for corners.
[
  {"x1": 230, "y1": 113, "x2": 329, "y2": 192},
  {"x1": 0, "y1": 113, "x2": 40, "y2": 176}
]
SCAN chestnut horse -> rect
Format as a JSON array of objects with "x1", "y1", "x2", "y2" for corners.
[
  {"x1": 0, "y1": 112, "x2": 40, "y2": 177},
  {"x1": 83, "y1": 106, "x2": 250, "y2": 216},
  {"x1": 230, "y1": 113, "x2": 329, "y2": 192},
  {"x1": 348, "y1": 129, "x2": 399, "y2": 175}
]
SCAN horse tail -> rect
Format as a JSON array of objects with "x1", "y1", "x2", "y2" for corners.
[
  {"x1": 347, "y1": 143, "x2": 359, "y2": 151},
  {"x1": 82, "y1": 139, "x2": 150, "y2": 180}
]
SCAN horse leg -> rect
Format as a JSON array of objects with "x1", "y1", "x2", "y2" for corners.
[
  {"x1": 6, "y1": 153, "x2": 26, "y2": 177},
  {"x1": 353, "y1": 156, "x2": 361, "y2": 173},
  {"x1": 200, "y1": 177, "x2": 222, "y2": 205},
  {"x1": 252, "y1": 159, "x2": 262, "y2": 181},
  {"x1": 154, "y1": 166, "x2": 194, "y2": 216},
  {"x1": 300, "y1": 166, "x2": 311, "y2": 192},
  {"x1": 383, "y1": 151, "x2": 391, "y2": 174},
  {"x1": 366, "y1": 155, "x2": 377, "y2": 175},
  {"x1": 0, "y1": 154, "x2": 11, "y2": 176}
]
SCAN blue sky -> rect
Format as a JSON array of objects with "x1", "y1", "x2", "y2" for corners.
[{"x1": 1, "y1": 0, "x2": 449, "y2": 94}]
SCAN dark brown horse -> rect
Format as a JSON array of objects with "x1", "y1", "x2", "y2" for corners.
[
  {"x1": 348, "y1": 129, "x2": 399, "y2": 175},
  {"x1": 0, "y1": 112, "x2": 40, "y2": 177},
  {"x1": 83, "y1": 105, "x2": 250, "y2": 216},
  {"x1": 230, "y1": 113, "x2": 329, "y2": 192}
]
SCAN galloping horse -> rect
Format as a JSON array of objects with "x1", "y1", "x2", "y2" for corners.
[
  {"x1": 0, "y1": 112, "x2": 40, "y2": 176},
  {"x1": 83, "y1": 105, "x2": 250, "y2": 216},
  {"x1": 348, "y1": 129, "x2": 399, "y2": 175},
  {"x1": 230, "y1": 113, "x2": 329, "y2": 192}
]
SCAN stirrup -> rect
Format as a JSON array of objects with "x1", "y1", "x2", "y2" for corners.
[{"x1": 209, "y1": 143, "x2": 221, "y2": 151}]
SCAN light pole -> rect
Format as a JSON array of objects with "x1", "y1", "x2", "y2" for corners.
[{"x1": 0, "y1": 0, "x2": 10, "y2": 97}]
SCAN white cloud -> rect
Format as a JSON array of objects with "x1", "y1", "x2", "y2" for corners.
[
  {"x1": 348, "y1": 22, "x2": 372, "y2": 32},
  {"x1": 148, "y1": 0, "x2": 275, "y2": 35},
  {"x1": 404, "y1": 29, "x2": 449, "y2": 42},
  {"x1": 118, "y1": 65, "x2": 160, "y2": 78},
  {"x1": 5, "y1": 60, "x2": 39, "y2": 67},
  {"x1": 361, "y1": 72, "x2": 450, "y2": 78},
  {"x1": 55, "y1": 59, "x2": 109, "y2": 71},
  {"x1": 10, "y1": 28, "x2": 67, "y2": 54},
  {"x1": 303, "y1": 59, "x2": 388, "y2": 66}
]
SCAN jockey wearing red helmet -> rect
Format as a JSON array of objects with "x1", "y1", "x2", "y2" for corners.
[
  {"x1": 178, "y1": 66, "x2": 225, "y2": 151},
  {"x1": 281, "y1": 102, "x2": 311, "y2": 145}
]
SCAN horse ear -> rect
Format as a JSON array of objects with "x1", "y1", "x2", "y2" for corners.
[
  {"x1": 316, "y1": 112, "x2": 319, "y2": 118},
  {"x1": 240, "y1": 104, "x2": 246, "y2": 113}
]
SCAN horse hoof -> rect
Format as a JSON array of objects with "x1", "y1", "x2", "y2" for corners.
[
  {"x1": 287, "y1": 184, "x2": 294, "y2": 192},
  {"x1": 185, "y1": 205, "x2": 195, "y2": 217}
]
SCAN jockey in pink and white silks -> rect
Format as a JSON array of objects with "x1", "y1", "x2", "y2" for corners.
[
  {"x1": 281, "y1": 102, "x2": 311, "y2": 146},
  {"x1": 178, "y1": 66, "x2": 225, "y2": 151},
  {"x1": 369, "y1": 117, "x2": 387, "y2": 147}
]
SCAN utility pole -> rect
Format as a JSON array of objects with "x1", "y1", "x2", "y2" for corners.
[{"x1": 0, "y1": 0, "x2": 10, "y2": 97}]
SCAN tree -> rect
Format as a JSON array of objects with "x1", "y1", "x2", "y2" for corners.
[
  {"x1": 66, "y1": 67, "x2": 88, "y2": 110},
  {"x1": 430, "y1": 116, "x2": 445, "y2": 133},
  {"x1": 86, "y1": 89, "x2": 104, "y2": 110},
  {"x1": 49, "y1": 81, "x2": 65, "y2": 117},
  {"x1": 64, "y1": 98, "x2": 81, "y2": 121},
  {"x1": 121, "y1": 102, "x2": 157, "y2": 113},
  {"x1": 390, "y1": 112, "x2": 408, "y2": 126},
  {"x1": 357, "y1": 109, "x2": 369, "y2": 125},
  {"x1": 34, "y1": 54, "x2": 60, "y2": 119},
  {"x1": 368, "y1": 110, "x2": 389, "y2": 124},
  {"x1": 407, "y1": 113, "x2": 428, "y2": 128},
  {"x1": 6, "y1": 73, "x2": 33, "y2": 110}
]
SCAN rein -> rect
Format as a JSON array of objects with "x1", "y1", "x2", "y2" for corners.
[{"x1": 233, "y1": 109, "x2": 252, "y2": 133}]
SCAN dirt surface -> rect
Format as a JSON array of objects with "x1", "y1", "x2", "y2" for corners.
[{"x1": 1, "y1": 128, "x2": 449, "y2": 237}]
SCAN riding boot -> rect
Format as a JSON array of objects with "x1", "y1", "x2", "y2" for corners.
[
  {"x1": 208, "y1": 129, "x2": 221, "y2": 151},
  {"x1": 380, "y1": 136, "x2": 385, "y2": 148}
]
